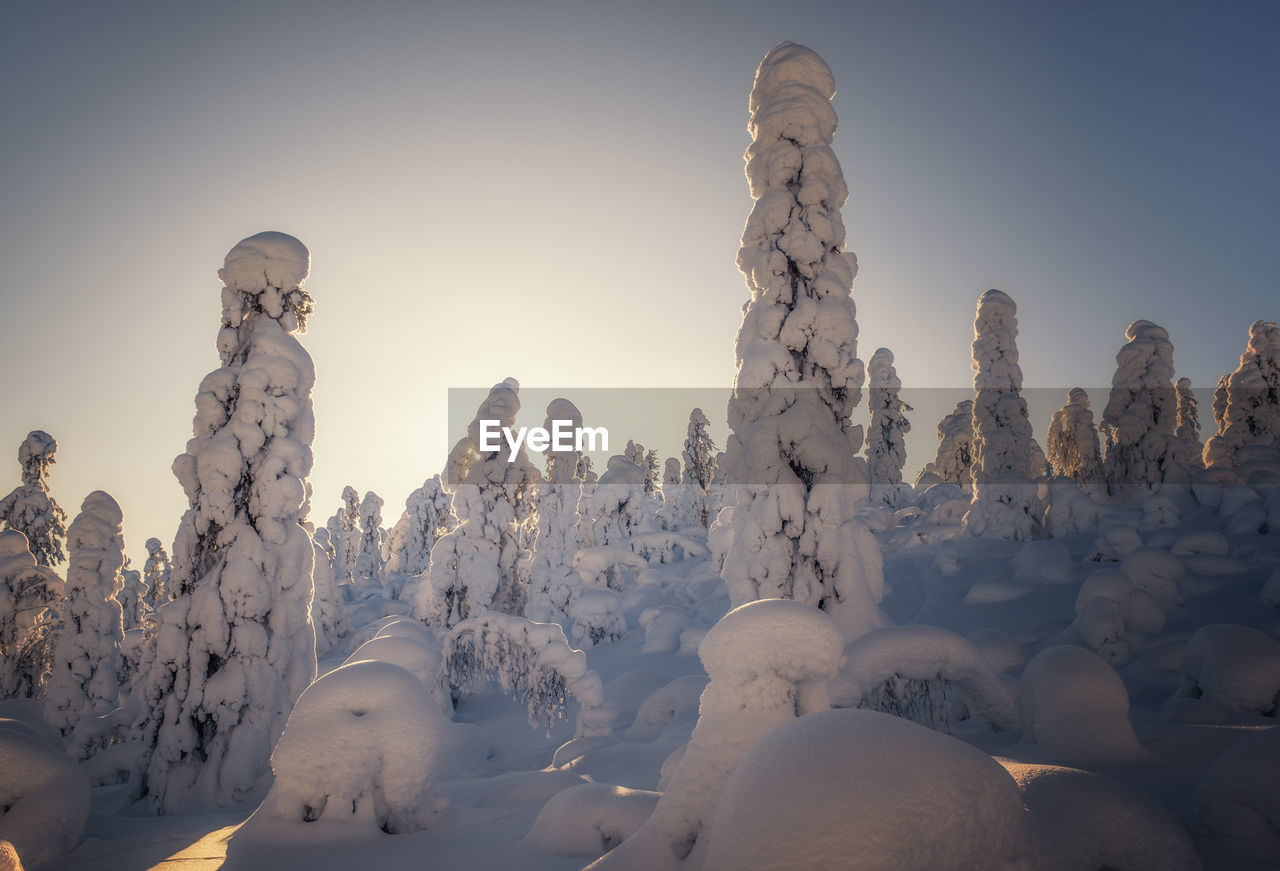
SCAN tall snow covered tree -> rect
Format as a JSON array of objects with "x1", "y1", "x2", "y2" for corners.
[
  {"x1": 353, "y1": 490, "x2": 385, "y2": 597},
  {"x1": 0, "y1": 430, "x2": 68, "y2": 568},
  {"x1": 0, "y1": 529, "x2": 63, "y2": 699},
  {"x1": 528, "y1": 399, "x2": 587, "y2": 625},
  {"x1": 44, "y1": 491, "x2": 126, "y2": 737},
  {"x1": 384, "y1": 476, "x2": 452, "y2": 576},
  {"x1": 1203, "y1": 320, "x2": 1280, "y2": 469},
  {"x1": 143, "y1": 538, "x2": 171, "y2": 609},
  {"x1": 682, "y1": 407, "x2": 718, "y2": 527},
  {"x1": 1046, "y1": 388, "x2": 1104, "y2": 490},
  {"x1": 914, "y1": 399, "x2": 975, "y2": 496},
  {"x1": 325, "y1": 485, "x2": 361, "y2": 589},
  {"x1": 118, "y1": 557, "x2": 147, "y2": 632},
  {"x1": 865, "y1": 348, "x2": 911, "y2": 508},
  {"x1": 417, "y1": 378, "x2": 539, "y2": 628},
  {"x1": 721, "y1": 42, "x2": 884, "y2": 642},
  {"x1": 963, "y1": 290, "x2": 1043, "y2": 540},
  {"x1": 1173, "y1": 377, "x2": 1204, "y2": 470},
  {"x1": 1101, "y1": 320, "x2": 1185, "y2": 496},
  {"x1": 134, "y1": 231, "x2": 319, "y2": 813}
]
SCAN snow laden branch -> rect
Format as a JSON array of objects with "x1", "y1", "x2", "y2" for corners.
[{"x1": 442, "y1": 612, "x2": 614, "y2": 738}]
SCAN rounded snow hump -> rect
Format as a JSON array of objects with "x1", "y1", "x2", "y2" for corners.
[{"x1": 219, "y1": 231, "x2": 310, "y2": 290}]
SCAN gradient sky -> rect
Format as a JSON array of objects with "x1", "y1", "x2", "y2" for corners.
[{"x1": 2, "y1": 0, "x2": 1277, "y2": 568}]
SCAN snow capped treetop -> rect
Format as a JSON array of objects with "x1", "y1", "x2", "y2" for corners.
[
  {"x1": 746, "y1": 42, "x2": 839, "y2": 166},
  {"x1": 698, "y1": 598, "x2": 843, "y2": 692},
  {"x1": 543, "y1": 398, "x2": 584, "y2": 485},
  {"x1": 217, "y1": 231, "x2": 314, "y2": 362},
  {"x1": 971, "y1": 289, "x2": 1022, "y2": 391},
  {"x1": 17, "y1": 431, "x2": 57, "y2": 488}
]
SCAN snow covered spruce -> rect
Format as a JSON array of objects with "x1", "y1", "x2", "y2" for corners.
[
  {"x1": 720, "y1": 41, "x2": 885, "y2": 642},
  {"x1": 133, "y1": 231, "x2": 319, "y2": 812},
  {"x1": 0, "y1": 431, "x2": 67, "y2": 569},
  {"x1": 864, "y1": 347, "x2": 912, "y2": 509}
]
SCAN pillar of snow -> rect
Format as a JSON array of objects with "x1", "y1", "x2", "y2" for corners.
[
  {"x1": 1203, "y1": 320, "x2": 1280, "y2": 469},
  {"x1": 721, "y1": 42, "x2": 884, "y2": 642},
  {"x1": 0, "y1": 431, "x2": 68, "y2": 568},
  {"x1": 134, "y1": 231, "x2": 319, "y2": 813},
  {"x1": 43, "y1": 491, "x2": 126, "y2": 739},
  {"x1": 588, "y1": 598, "x2": 844, "y2": 871},
  {"x1": 964, "y1": 289, "x2": 1043, "y2": 540},
  {"x1": 1101, "y1": 320, "x2": 1185, "y2": 497},
  {"x1": 865, "y1": 348, "x2": 911, "y2": 509}
]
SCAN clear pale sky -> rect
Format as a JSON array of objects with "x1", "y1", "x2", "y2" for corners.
[{"x1": 2, "y1": 0, "x2": 1277, "y2": 568}]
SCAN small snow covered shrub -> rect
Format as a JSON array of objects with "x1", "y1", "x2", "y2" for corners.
[
  {"x1": 702, "y1": 709, "x2": 1032, "y2": 871},
  {"x1": 0, "y1": 723, "x2": 91, "y2": 865},
  {"x1": 1018, "y1": 645, "x2": 1147, "y2": 763},
  {"x1": 590, "y1": 597, "x2": 843, "y2": 870},
  {"x1": 1173, "y1": 623, "x2": 1280, "y2": 716},
  {"x1": 1184, "y1": 725, "x2": 1280, "y2": 863},
  {"x1": 255, "y1": 660, "x2": 446, "y2": 834},
  {"x1": 1074, "y1": 568, "x2": 1165, "y2": 665},
  {"x1": 568, "y1": 590, "x2": 625, "y2": 648},
  {"x1": 443, "y1": 612, "x2": 613, "y2": 738}
]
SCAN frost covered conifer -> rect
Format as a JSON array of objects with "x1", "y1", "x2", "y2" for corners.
[
  {"x1": 1173, "y1": 378, "x2": 1204, "y2": 470},
  {"x1": 914, "y1": 400, "x2": 975, "y2": 495},
  {"x1": 417, "y1": 378, "x2": 538, "y2": 628},
  {"x1": 1046, "y1": 388, "x2": 1104, "y2": 490},
  {"x1": 142, "y1": 538, "x2": 171, "y2": 609},
  {"x1": 0, "y1": 431, "x2": 68, "y2": 568},
  {"x1": 384, "y1": 477, "x2": 452, "y2": 576},
  {"x1": 353, "y1": 491, "x2": 385, "y2": 596},
  {"x1": 325, "y1": 486, "x2": 361, "y2": 589},
  {"x1": 682, "y1": 408, "x2": 718, "y2": 527},
  {"x1": 964, "y1": 290, "x2": 1043, "y2": 540},
  {"x1": 590, "y1": 455, "x2": 657, "y2": 548},
  {"x1": 865, "y1": 348, "x2": 911, "y2": 508},
  {"x1": 528, "y1": 399, "x2": 587, "y2": 625},
  {"x1": 44, "y1": 491, "x2": 125, "y2": 737},
  {"x1": 721, "y1": 43, "x2": 884, "y2": 641},
  {"x1": 309, "y1": 526, "x2": 343, "y2": 655},
  {"x1": 0, "y1": 529, "x2": 62, "y2": 698},
  {"x1": 135, "y1": 231, "x2": 318, "y2": 812},
  {"x1": 1203, "y1": 320, "x2": 1280, "y2": 468},
  {"x1": 1101, "y1": 320, "x2": 1184, "y2": 496},
  {"x1": 117, "y1": 557, "x2": 147, "y2": 632}
]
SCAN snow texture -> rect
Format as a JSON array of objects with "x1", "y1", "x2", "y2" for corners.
[
  {"x1": 590, "y1": 598, "x2": 843, "y2": 871},
  {"x1": 0, "y1": 431, "x2": 67, "y2": 568},
  {"x1": 865, "y1": 348, "x2": 912, "y2": 509},
  {"x1": 1017, "y1": 645, "x2": 1148, "y2": 763},
  {"x1": 964, "y1": 289, "x2": 1043, "y2": 540},
  {"x1": 702, "y1": 709, "x2": 1032, "y2": 871},
  {"x1": 135, "y1": 231, "x2": 318, "y2": 813},
  {"x1": 1172, "y1": 623, "x2": 1280, "y2": 715},
  {"x1": 249, "y1": 660, "x2": 446, "y2": 835},
  {"x1": 1102, "y1": 320, "x2": 1187, "y2": 497},
  {"x1": 832, "y1": 624, "x2": 1020, "y2": 732},
  {"x1": 43, "y1": 491, "x2": 125, "y2": 741},
  {"x1": 722, "y1": 42, "x2": 885, "y2": 643},
  {"x1": 0, "y1": 723, "x2": 90, "y2": 865}
]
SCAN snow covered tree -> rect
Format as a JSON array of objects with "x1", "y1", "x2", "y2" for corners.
[
  {"x1": 865, "y1": 348, "x2": 911, "y2": 508},
  {"x1": 1203, "y1": 320, "x2": 1280, "y2": 469},
  {"x1": 528, "y1": 399, "x2": 587, "y2": 625},
  {"x1": 142, "y1": 538, "x2": 171, "y2": 609},
  {"x1": 682, "y1": 408, "x2": 718, "y2": 527},
  {"x1": 721, "y1": 42, "x2": 884, "y2": 642},
  {"x1": 1046, "y1": 388, "x2": 1104, "y2": 490},
  {"x1": 589, "y1": 455, "x2": 657, "y2": 548},
  {"x1": 416, "y1": 378, "x2": 539, "y2": 628},
  {"x1": 659, "y1": 457, "x2": 683, "y2": 527},
  {"x1": 964, "y1": 289, "x2": 1043, "y2": 540},
  {"x1": 913, "y1": 400, "x2": 975, "y2": 496},
  {"x1": 1101, "y1": 320, "x2": 1185, "y2": 496},
  {"x1": 325, "y1": 485, "x2": 361, "y2": 590},
  {"x1": 1210, "y1": 374, "x2": 1230, "y2": 441},
  {"x1": 1173, "y1": 378, "x2": 1204, "y2": 471},
  {"x1": 134, "y1": 231, "x2": 319, "y2": 812},
  {"x1": 44, "y1": 491, "x2": 126, "y2": 738},
  {"x1": 624, "y1": 440, "x2": 660, "y2": 497},
  {"x1": 0, "y1": 431, "x2": 68, "y2": 568},
  {"x1": 353, "y1": 491, "x2": 385, "y2": 597},
  {"x1": 117, "y1": 557, "x2": 147, "y2": 632},
  {"x1": 0, "y1": 529, "x2": 63, "y2": 699},
  {"x1": 308, "y1": 525, "x2": 344, "y2": 656},
  {"x1": 384, "y1": 476, "x2": 452, "y2": 576}
]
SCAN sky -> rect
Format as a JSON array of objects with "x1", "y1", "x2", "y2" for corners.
[{"x1": 1, "y1": 0, "x2": 1277, "y2": 568}]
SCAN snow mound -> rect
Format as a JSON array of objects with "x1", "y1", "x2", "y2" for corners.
[
  {"x1": 344, "y1": 635, "x2": 447, "y2": 711},
  {"x1": 522, "y1": 782, "x2": 660, "y2": 857},
  {"x1": 625, "y1": 675, "x2": 708, "y2": 742},
  {"x1": 0, "y1": 726, "x2": 90, "y2": 865},
  {"x1": 1090, "y1": 525, "x2": 1142, "y2": 562},
  {"x1": 639, "y1": 606, "x2": 687, "y2": 654},
  {"x1": 1170, "y1": 530, "x2": 1230, "y2": 556},
  {"x1": 963, "y1": 577, "x2": 1035, "y2": 605},
  {"x1": 218, "y1": 230, "x2": 310, "y2": 290},
  {"x1": 0, "y1": 841, "x2": 20, "y2": 871},
  {"x1": 1173, "y1": 624, "x2": 1280, "y2": 715},
  {"x1": 1075, "y1": 568, "x2": 1165, "y2": 664},
  {"x1": 1184, "y1": 725, "x2": 1280, "y2": 864},
  {"x1": 1018, "y1": 645, "x2": 1148, "y2": 763},
  {"x1": 702, "y1": 709, "x2": 1031, "y2": 871},
  {"x1": 1120, "y1": 547, "x2": 1185, "y2": 608},
  {"x1": 834, "y1": 624, "x2": 1020, "y2": 731},
  {"x1": 966, "y1": 628, "x2": 1028, "y2": 674},
  {"x1": 1013, "y1": 539, "x2": 1073, "y2": 585},
  {"x1": 254, "y1": 660, "x2": 447, "y2": 835},
  {"x1": 1002, "y1": 760, "x2": 1201, "y2": 871}
]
